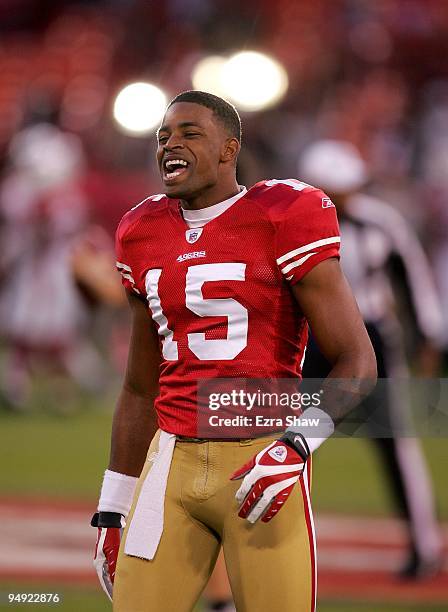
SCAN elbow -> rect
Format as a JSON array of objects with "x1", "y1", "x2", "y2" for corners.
[
  {"x1": 369, "y1": 348, "x2": 378, "y2": 382},
  {"x1": 335, "y1": 340, "x2": 378, "y2": 397},
  {"x1": 365, "y1": 348, "x2": 378, "y2": 394},
  {"x1": 357, "y1": 341, "x2": 378, "y2": 397},
  {"x1": 122, "y1": 381, "x2": 159, "y2": 402}
]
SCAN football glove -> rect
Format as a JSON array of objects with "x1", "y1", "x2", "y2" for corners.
[
  {"x1": 91, "y1": 511, "x2": 124, "y2": 601},
  {"x1": 230, "y1": 432, "x2": 310, "y2": 523}
]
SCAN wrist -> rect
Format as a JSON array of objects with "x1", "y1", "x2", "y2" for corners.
[
  {"x1": 97, "y1": 469, "x2": 138, "y2": 517},
  {"x1": 280, "y1": 431, "x2": 310, "y2": 461},
  {"x1": 284, "y1": 406, "x2": 335, "y2": 455},
  {"x1": 91, "y1": 511, "x2": 124, "y2": 528}
]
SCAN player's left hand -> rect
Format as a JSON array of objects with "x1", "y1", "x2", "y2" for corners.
[
  {"x1": 230, "y1": 433, "x2": 310, "y2": 523},
  {"x1": 91, "y1": 511, "x2": 125, "y2": 601}
]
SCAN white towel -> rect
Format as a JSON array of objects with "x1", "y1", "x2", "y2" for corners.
[{"x1": 124, "y1": 430, "x2": 176, "y2": 560}]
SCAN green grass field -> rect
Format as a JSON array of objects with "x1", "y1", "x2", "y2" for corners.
[
  {"x1": 0, "y1": 407, "x2": 446, "y2": 519},
  {"x1": 0, "y1": 403, "x2": 446, "y2": 611}
]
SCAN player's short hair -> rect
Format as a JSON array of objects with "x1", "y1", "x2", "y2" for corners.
[{"x1": 167, "y1": 90, "x2": 242, "y2": 142}]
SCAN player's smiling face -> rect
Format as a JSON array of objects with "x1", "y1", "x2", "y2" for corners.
[{"x1": 157, "y1": 102, "x2": 230, "y2": 199}]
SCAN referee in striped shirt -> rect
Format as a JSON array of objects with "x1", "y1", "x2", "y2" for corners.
[{"x1": 300, "y1": 140, "x2": 444, "y2": 579}]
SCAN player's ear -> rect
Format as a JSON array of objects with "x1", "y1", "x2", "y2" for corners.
[{"x1": 221, "y1": 138, "x2": 240, "y2": 164}]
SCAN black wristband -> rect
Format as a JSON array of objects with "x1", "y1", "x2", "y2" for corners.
[
  {"x1": 279, "y1": 431, "x2": 310, "y2": 462},
  {"x1": 91, "y1": 511, "x2": 123, "y2": 528}
]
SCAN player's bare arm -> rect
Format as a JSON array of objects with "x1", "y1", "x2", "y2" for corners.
[
  {"x1": 91, "y1": 289, "x2": 160, "y2": 600},
  {"x1": 232, "y1": 258, "x2": 377, "y2": 524},
  {"x1": 292, "y1": 257, "x2": 377, "y2": 422},
  {"x1": 109, "y1": 289, "x2": 160, "y2": 476}
]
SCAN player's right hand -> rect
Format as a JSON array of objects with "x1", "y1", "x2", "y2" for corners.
[{"x1": 91, "y1": 511, "x2": 125, "y2": 601}]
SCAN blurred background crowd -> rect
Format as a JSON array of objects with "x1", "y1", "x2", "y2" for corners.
[{"x1": 0, "y1": 0, "x2": 447, "y2": 410}]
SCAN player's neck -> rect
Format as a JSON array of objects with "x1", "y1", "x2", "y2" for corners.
[{"x1": 181, "y1": 178, "x2": 241, "y2": 210}]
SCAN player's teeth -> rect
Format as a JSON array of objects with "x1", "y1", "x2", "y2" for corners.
[
  {"x1": 166, "y1": 170, "x2": 182, "y2": 178},
  {"x1": 165, "y1": 159, "x2": 188, "y2": 168}
]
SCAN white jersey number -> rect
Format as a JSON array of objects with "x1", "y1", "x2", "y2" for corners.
[
  {"x1": 145, "y1": 263, "x2": 248, "y2": 361},
  {"x1": 145, "y1": 268, "x2": 179, "y2": 360}
]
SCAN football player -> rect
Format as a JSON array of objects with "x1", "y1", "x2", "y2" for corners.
[{"x1": 92, "y1": 91, "x2": 377, "y2": 611}]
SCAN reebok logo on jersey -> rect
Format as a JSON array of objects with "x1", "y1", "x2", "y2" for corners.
[
  {"x1": 322, "y1": 197, "x2": 335, "y2": 208},
  {"x1": 185, "y1": 228, "x2": 203, "y2": 244},
  {"x1": 268, "y1": 445, "x2": 287, "y2": 463},
  {"x1": 176, "y1": 251, "x2": 206, "y2": 262}
]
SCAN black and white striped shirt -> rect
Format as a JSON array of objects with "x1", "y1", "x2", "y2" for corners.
[{"x1": 339, "y1": 194, "x2": 443, "y2": 347}]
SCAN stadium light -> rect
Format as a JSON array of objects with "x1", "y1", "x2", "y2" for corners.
[
  {"x1": 191, "y1": 55, "x2": 228, "y2": 98},
  {"x1": 220, "y1": 51, "x2": 288, "y2": 111},
  {"x1": 113, "y1": 82, "x2": 167, "y2": 135}
]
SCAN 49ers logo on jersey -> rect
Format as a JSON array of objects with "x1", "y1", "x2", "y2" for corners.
[
  {"x1": 185, "y1": 228, "x2": 203, "y2": 244},
  {"x1": 176, "y1": 251, "x2": 206, "y2": 262},
  {"x1": 268, "y1": 445, "x2": 287, "y2": 463}
]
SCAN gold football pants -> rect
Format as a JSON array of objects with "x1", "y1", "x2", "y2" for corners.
[{"x1": 114, "y1": 431, "x2": 316, "y2": 612}]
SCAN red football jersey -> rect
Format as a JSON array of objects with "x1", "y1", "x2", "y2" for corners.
[{"x1": 116, "y1": 179, "x2": 340, "y2": 436}]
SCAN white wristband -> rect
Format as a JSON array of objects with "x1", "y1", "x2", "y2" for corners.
[
  {"x1": 97, "y1": 469, "x2": 138, "y2": 517},
  {"x1": 286, "y1": 406, "x2": 335, "y2": 454}
]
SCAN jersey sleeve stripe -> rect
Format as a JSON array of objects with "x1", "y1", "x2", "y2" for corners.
[
  {"x1": 116, "y1": 261, "x2": 132, "y2": 272},
  {"x1": 280, "y1": 252, "x2": 317, "y2": 275},
  {"x1": 116, "y1": 262, "x2": 140, "y2": 294},
  {"x1": 276, "y1": 236, "x2": 340, "y2": 265},
  {"x1": 121, "y1": 272, "x2": 136, "y2": 284}
]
